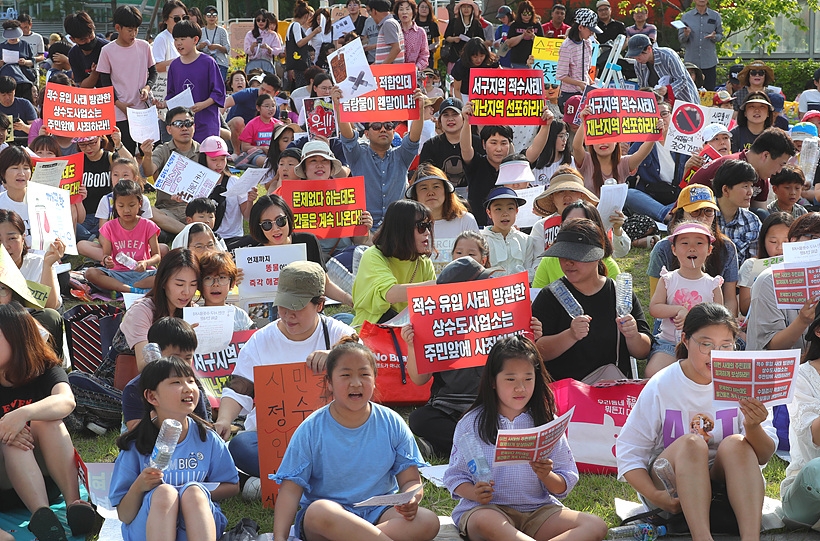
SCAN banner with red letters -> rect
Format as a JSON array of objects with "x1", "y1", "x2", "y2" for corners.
[
  {"x1": 468, "y1": 68, "x2": 545, "y2": 125},
  {"x1": 281, "y1": 177, "x2": 368, "y2": 239},
  {"x1": 338, "y1": 63, "x2": 419, "y2": 123},
  {"x1": 42, "y1": 83, "x2": 116, "y2": 137},
  {"x1": 582, "y1": 88, "x2": 662, "y2": 144}
]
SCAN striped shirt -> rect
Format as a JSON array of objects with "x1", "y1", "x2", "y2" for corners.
[
  {"x1": 375, "y1": 14, "x2": 405, "y2": 64},
  {"x1": 556, "y1": 37, "x2": 593, "y2": 94}
]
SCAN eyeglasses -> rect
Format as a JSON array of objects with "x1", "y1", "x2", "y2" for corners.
[
  {"x1": 557, "y1": 132, "x2": 569, "y2": 139},
  {"x1": 688, "y1": 208, "x2": 715, "y2": 218},
  {"x1": 191, "y1": 241, "x2": 216, "y2": 252},
  {"x1": 260, "y1": 215, "x2": 288, "y2": 230},
  {"x1": 661, "y1": 110, "x2": 671, "y2": 117},
  {"x1": 256, "y1": 17, "x2": 267, "y2": 22},
  {"x1": 170, "y1": 119, "x2": 194, "y2": 128},
  {"x1": 77, "y1": 139, "x2": 99, "y2": 147},
  {"x1": 548, "y1": 84, "x2": 560, "y2": 89},
  {"x1": 749, "y1": 70, "x2": 766, "y2": 77},
  {"x1": 369, "y1": 122, "x2": 395, "y2": 131},
  {"x1": 202, "y1": 275, "x2": 231, "y2": 287},
  {"x1": 172, "y1": 15, "x2": 190, "y2": 22},
  {"x1": 415, "y1": 220, "x2": 433, "y2": 233},
  {"x1": 690, "y1": 337, "x2": 736, "y2": 355}
]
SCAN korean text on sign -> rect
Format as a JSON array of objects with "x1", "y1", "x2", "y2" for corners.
[
  {"x1": 582, "y1": 88, "x2": 662, "y2": 144},
  {"x1": 408, "y1": 271, "x2": 532, "y2": 374},
  {"x1": 235, "y1": 244, "x2": 308, "y2": 299},
  {"x1": 281, "y1": 177, "x2": 368, "y2": 239},
  {"x1": 468, "y1": 68, "x2": 545, "y2": 126},
  {"x1": 33, "y1": 153, "x2": 84, "y2": 205},
  {"x1": 192, "y1": 330, "x2": 256, "y2": 408},
  {"x1": 339, "y1": 63, "x2": 419, "y2": 123},
  {"x1": 42, "y1": 83, "x2": 116, "y2": 137},
  {"x1": 711, "y1": 349, "x2": 800, "y2": 407}
]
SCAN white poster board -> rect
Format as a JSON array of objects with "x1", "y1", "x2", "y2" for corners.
[
  {"x1": 154, "y1": 152, "x2": 221, "y2": 202},
  {"x1": 234, "y1": 244, "x2": 308, "y2": 300},
  {"x1": 183, "y1": 305, "x2": 236, "y2": 354},
  {"x1": 328, "y1": 38, "x2": 377, "y2": 102},
  {"x1": 664, "y1": 101, "x2": 733, "y2": 156},
  {"x1": 27, "y1": 181, "x2": 77, "y2": 255}
]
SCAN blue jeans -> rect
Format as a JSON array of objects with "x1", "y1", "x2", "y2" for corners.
[
  {"x1": 76, "y1": 214, "x2": 99, "y2": 241},
  {"x1": 228, "y1": 430, "x2": 259, "y2": 477},
  {"x1": 218, "y1": 64, "x2": 228, "y2": 82},
  {"x1": 626, "y1": 188, "x2": 675, "y2": 223}
]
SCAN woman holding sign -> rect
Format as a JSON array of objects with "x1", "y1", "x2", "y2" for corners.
[
  {"x1": 617, "y1": 303, "x2": 776, "y2": 541},
  {"x1": 505, "y1": 1, "x2": 543, "y2": 69}
]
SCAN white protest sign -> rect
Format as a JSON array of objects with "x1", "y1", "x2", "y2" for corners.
[
  {"x1": 328, "y1": 38, "x2": 377, "y2": 102},
  {"x1": 165, "y1": 86, "x2": 195, "y2": 109},
  {"x1": 235, "y1": 244, "x2": 308, "y2": 299},
  {"x1": 770, "y1": 262, "x2": 820, "y2": 309},
  {"x1": 183, "y1": 305, "x2": 235, "y2": 354},
  {"x1": 332, "y1": 15, "x2": 355, "y2": 41},
  {"x1": 223, "y1": 167, "x2": 267, "y2": 198},
  {"x1": 2, "y1": 48, "x2": 18, "y2": 65},
  {"x1": 154, "y1": 152, "x2": 221, "y2": 202},
  {"x1": 515, "y1": 186, "x2": 544, "y2": 228},
  {"x1": 431, "y1": 236, "x2": 457, "y2": 275},
  {"x1": 127, "y1": 105, "x2": 161, "y2": 143},
  {"x1": 597, "y1": 182, "x2": 628, "y2": 232},
  {"x1": 783, "y1": 238, "x2": 820, "y2": 264},
  {"x1": 27, "y1": 182, "x2": 77, "y2": 255},
  {"x1": 30, "y1": 159, "x2": 68, "y2": 188},
  {"x1": 664, "y1": 101, "x2": 733, "y2": 156}
]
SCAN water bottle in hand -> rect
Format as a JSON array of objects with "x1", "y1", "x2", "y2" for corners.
[
  {"x1": 459, "y1": 433, "x2": 492, "y2": 484},
  {"x1": 142, "y1": 343, "x2": 162, "y2": 364},
  {"x1": 548, "y1": 280, "x2": 584, "y2": 318},
  {"x1": 653, "y1": 458, "x2": 678, "y2": 498},
  {"x1": 616, "y1": 273, "x2": 633, "y2": 317},
  {"x1": 115, "y1": 252, "x2": 137, "y2": 270},
  {"x1": 149, "y1": 418, "x2": 183, "y2": 470}
]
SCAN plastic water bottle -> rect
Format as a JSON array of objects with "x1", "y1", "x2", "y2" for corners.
[
  {"x1": 149, "y1": 418, "x2": 183, "y2": 470},
  {"x1": 326, "y1": 257, "x2": 354, "y2": 295},
  {"x1": 142, "y1": 343, "x2": 162, "y2": 364},
  {"x1": 548, "y1": 280, "x2": 584, "y2": 318},
  {"x1": 653, "y1": 458, "x2": 678, "y2": 498},
  {"x1": 606, "y1": 523, "x2": 666, "y2": 540},
  {"x1": 352, "y1": 245, "x2": 367, "y2": 276},
  {"x1": 458, "y1": 433, "x2": 492, "y2": 483},
  {"x1": 604, "y1": 178, "x2": 617, "y2": 186},
  {"x1": 616, "y1": 273, "x2": 633, "y2": 317},
  {"x1": 115, "y1": 252, "x2": 137, "y2": 270}
]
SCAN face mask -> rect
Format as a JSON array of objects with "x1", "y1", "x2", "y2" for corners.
[{"x1": 79, "y1": 39, "x2": 97, "y2": 51}]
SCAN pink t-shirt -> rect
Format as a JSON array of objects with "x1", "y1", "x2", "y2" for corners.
[
  {"x1": 121, "y1": 297, "x2": 156, "y2": 349},
  {"x1": 238, "y1": 116, "x2": 281, "y2": 148},
  {"x1": 577, "y1": 153, "x2": 633, "y2": 197},
  {"x1": 100, "y1": 216, "x2": 161, "y2": 271},
  {"x1": 96, "y1": 39, "x2": 156, "y2": 122},
  {"x1": 658, "y1": 266, "x2": 724, "y2": 343}
]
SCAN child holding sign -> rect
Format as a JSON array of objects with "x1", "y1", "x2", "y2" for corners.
[
  {"x1": 273, "y1": 338, "x2": 440, "y2": 541},
  {"x1": 647, "y1": 221, "x2": 724, "y2": 377},
  {"x1": 443, "y1": 336, "x2": 607, "y2": 541},
  {"x1": 617, "y1": 303, "x2": 776, "y2": 540}
]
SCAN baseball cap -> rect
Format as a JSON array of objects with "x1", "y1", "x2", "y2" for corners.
[
  {"x1": 437, "y1": 257, "x2": 496, "y2": 284},
  {"x1": 273, "y1": 261, "x2": 326, "y2": 310},
  {"x1": 497, "y1": 5, "x2": 513, "y2": 18},
  {"x1": 701, "y1": 123, "x2": 731, "y2": 143},
  {"x1": 626, "y1": 34, "x2": 651, "y2": 57},
  {"x1": 674, "y1": 184, "x2": 719, "y2": 214},
  {"x1": 542, "y1": 229, "x2": 605, "y2": 262},
  {"x1": 574, "y1": 8, "x2": 602, "y2": 33},
  {"x1": 200, "y1": 135, "x2": 229, "y2": 157},
  {"x1": 712, "y1": 90, "x2": 734, "y2": 106},
  {"x1": 667, "y1": 221, "x2": 715, "y2": 243},
  {"x1": 484, "y1": 186, "x2": 527, "y2": 208},
  {"x1": 562, "y1": 94, "x2": 582, "y2": 125},
  {"x1": 249, "y1": 74, "x2": 265, "y2": 85},
  {"x1": 790, "y1": 122, "x2": 818, "y2": 141},
  {"x1": 803, "y1": 111, "x2": 820, "y2": 123},
  {"x1": 728, "y1": 64, "x2": 744, "y2": 83},
  {"x1": 439, "y1": 97, "x2": 463, "y2": 116},
  {"x1": 768, "y1": 91, "x2": 785, "y2": 112},
  {"x1": 596, "y1": 0, "x2": 610, "y2": 7}
]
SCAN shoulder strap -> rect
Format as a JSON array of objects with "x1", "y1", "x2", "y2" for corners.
[
  {"x1": 386, "y1": 326, "x2": 408, "y2": 384},
  {"x1": 321, "y1": 315, "x2": 330, "y2": 350}
]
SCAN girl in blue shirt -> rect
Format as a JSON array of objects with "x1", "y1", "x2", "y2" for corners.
[{"x1": 109, "y1": 357, "x2": 239, "y2": 541}]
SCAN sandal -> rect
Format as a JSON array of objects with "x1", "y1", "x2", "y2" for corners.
[
  {"x1": 28, "y1": 507, "x2": 67, "y2": 541},
  {"x1": 67, "y1": 499, "x2": 98, "y2": 536}
]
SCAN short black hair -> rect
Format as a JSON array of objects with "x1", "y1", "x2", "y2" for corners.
[
  {"x1": 147, "y1": 316, "x2": 198, "y2": 353},
  {"x1": 770, "y1": 164, "x2": 806, "y2": 186},
  {"x1": 64, "y1": 11, "x2": 95, "y2": 40},
  {"x1": 480, "y1": 125, "x2": 513, "y2": 143},
  {"x1": 552, "y1": 3, "x2": 566, "y2": 11},
  {"x1": 750, "y1": 127, "x2": 797, "y2": 160},
  {"x1": 263, "y1": 73, "x2": 282, "y2": 91},
  {"x1": 712, "y1": 159, "x2": 757, "y2": 197},
  {"x1": 185, "y1": 197, "x2": 217, "y2": 217},
  {"x1": 17, "y1": 13, "x2": 31, "y2": 24},
  {"x1": 373, "y1": 199, "x2": 432, "y2": 261},
  {"x1": 0, "y1": 76, "x2": 16, "y2": 94},
  {"x1": 172, "y1": 19, "x2": 201, "y2": 38},
  {"x1": 166, "y1": 106, "x2": 193, "y2": 122},
  {"x1": 369, "y1": 0, "x2": 392, "y2": 12},
  {"x1": 113, "y1": 5, "x2": 143, "y2": 28},
  {"x1": 249, "y1": 194, "x2": 295, "y2": 245}
]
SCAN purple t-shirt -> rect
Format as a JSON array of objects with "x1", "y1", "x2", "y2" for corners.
[{"x1": 167, "y1": 53, "x2": 226, "y2": 143}]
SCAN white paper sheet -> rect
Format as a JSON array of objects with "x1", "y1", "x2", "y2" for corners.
[
  {"x1": 127, "y1": 105, "x2": 161, "y2": 144},
  {"x1": 515, "y1": 186, "x2": 544, "y2": 228},
  {"x1": 597, "y1": 182, "x2": 628, "y2": 233},
  {"x1": 783, "y1": 238, "x2": 820, "y2": 264},
  {"x1": 122, "y1": 292, "x2": 145, "y2": 310},
  {"x1": 332, "y1": 15, "x2": 355, "y2": 41},
  {"x1": 183, "y1": 305, "x2": 235, "y2": 354},
  {"x1": 165, "y1": 86, "x2": 195, "y2": 109},
  {"x1": 223, "y1": 167, "x2": 267, "y2": 198},
  {"x1": 670, "y1": 20, "x2": 686, "y2": 29},
  {"x1": 30, "y1": 159, "x2": 68, "y2": 188},
  {"x1": 2, "y1": 48, "x2": 19, "y2": 65},
  {"x1": 354, "y1": 486, "x2": 421, "y2": 507}
]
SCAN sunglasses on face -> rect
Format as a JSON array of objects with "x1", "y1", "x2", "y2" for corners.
[
  {"x1": 172, "y1": 15, "x2": 190, "y2": 22},
  {"x1": 170, "y1": 119, "x2": 194, "y2": 128},
  {"x1": 206, "y1": 12, "x2": 218, "y2": 16},
  {"x1": 370, "y1": 122, "x2": 395, "y2": 131},
  {"x1": 260, "y1": 215, "x2": 288, "y2": 230},
  {"x1": 415, "y1": 220, "x2": 433, "y2": 233},
  {"x1": 522, "y1": 11, "x2": 532, "y2": 16},
  {"x1": 256, "y1": 17, "x2": 267, "y2": 22},
  {"x1": 749, "y1": 70, "x2": 766, "y2": 76},
  {"x1": 548, "y1": 84, "x2": 560, "y2": 89}
]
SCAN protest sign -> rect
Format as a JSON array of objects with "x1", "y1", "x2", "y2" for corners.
[
  {"x1": 582, "y1": 89, "x2": 662, "y2": 144},
  {"x1": 540, "y1": 214, "x2": 563, "y2": 252},
  {"x1": 699, "y1": 90, "x2": 716, "y2": 107},
  {"x1": 515, "y1": 186, "x2": 543, "y2": 228},
  {"x1": 328, "y1": 38, "x2": 376, "y2": 102},
  {"x1": 193, "y1": 329, "x2": 256, "y2": 408},
  {"x1": 408, "y1": 271, "x2": 532, "y2": 374},
  {"x1": 42, "y1": 83, "x2": 116, "y2": 137},
  {"x1": 154, "y1": 152, "x2": 221, "y2": 202},
  {"x1": 338, "y1": 63, "x2": 419, "y2": 123},
  {"x1": 783, "y1": 238, "x2": 820, "y2": 264},
  {"x1": 222, "y1": 167, "x2": 267, "y2": 199},
  {"x1": 281, "y1": 177, "x2": 368, "y2": 239},
  {"x1": 332, "y1": 15, "x2": 355, "y2": 40},
  {"x1": 751, "y1": 255, "x2": 784, "y2": 277},
  {"x1": 664, "y1": 101, "x2": 732, "y2": 156},
  {"x1": 784, "y1": 101, "x2": 800, "y2": 122},
  {"x1": 4, "y1": 114, "x2": 11, "y2": 142},
  {"x1": 30, "y1": 159, "x2": 68, "y2": 189},
  {"x1": 530, "y1": 37, "x2": 563, "y2": 86},
  {"x1": 27, "y1": 181, "x2": 77, "y2": 255},
  {"x1": 183, "y1": 306, "x2": 235, "y2": 354},
  {"x1": 127, "y1": 105, "x2": 161, "y2": 143},
  {"x1": 234, "y1": 244, "x2": 308, "y2": 299},
  {"x1": 256, "y1": 363, "x2": 326, "y2": 507},
  {"x1": 679, "y1": 144, "x2": 721, "y2": 188},
  {"x1": 468, "y1": 68, "x2": 545, "y2": 126},
  {"x1": 32, "y1": 153, "x2": 84, "y2": 205},
  {"x1": 711, "y1": 349, "x2": 800, "y2": 406},
  {"x1": 494, "y1": 407, "x2": 575, "y2": 465},
  {"x1": 303, "y1": 97, "x2": 338, "y2": 140},
  {"x1": 770, "y1": 262, "x2": 820, "y2": 308}
]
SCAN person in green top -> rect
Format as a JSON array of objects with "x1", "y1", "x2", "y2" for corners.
[{"x1": 352, "y1": 200, "x2": 437, "y2": 327}]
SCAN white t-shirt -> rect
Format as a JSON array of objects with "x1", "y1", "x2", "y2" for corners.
[
  {"x1": 0, "y1": 191, "x2": 29, "y2": 246},
  {"x1": 532, "y1": 157, "x2": 576, "y2": 186},
  {"x1": 799, "y1": 88, "x2": 820, "y2": 115},
  {"x1": 95, "y1": 193, "x2": 153, "y2": 221},
  {"x1": 152, "y1": 29, "x2": 179, "y2": 64},
  {"x1": 215, "y1": 176, "x2": 245, "y2": 239}
]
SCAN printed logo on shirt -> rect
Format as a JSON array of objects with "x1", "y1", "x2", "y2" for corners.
[
  {"x1": 183, "y1": 79, "x2": 195, "y2": 91},
  {"x1": 257, "y1": 131, "x2": 273, "y2": 144},
  {"x1": 83, "y1": 171, "x2": 111, "y2": 188},
  {"x1": 662, "y1": 408, "x2": 739, "y2": 448}
]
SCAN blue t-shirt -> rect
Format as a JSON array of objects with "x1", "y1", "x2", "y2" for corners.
[
  {"x1": 0, "y1": 97, "x2": 37, "y2": 137},
  {"x1": 226, "y1": 87, "x2": 279, "y2": 123},
  {"x1": 68, "y1": 36, "x2": 109, "y2": 87}
]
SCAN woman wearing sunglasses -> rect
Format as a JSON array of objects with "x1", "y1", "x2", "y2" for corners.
[
  {"x1": 352, "y1": 199, "x2": 437, "y2": 328},
  {"x1": 733, "y1": 61, "x2": 774, "y2": 114},
  {"x1": 244, "y1": 9, "x2": 284, "y2": 74},
  {"x1": 153, "y1": 0, "x2": 188, "y2": 73},
  {"x1": 198, "y1": 6, "x2": 230, "y2": 82}
]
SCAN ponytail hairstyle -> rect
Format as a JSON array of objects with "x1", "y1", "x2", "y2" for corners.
[
  {"x1": 111, "y1": 179, "x2": 144, "y2": 219},
  {"x1": 322, "y1": 335, "x2": 376, "y2": 400},
  {"x1": 675, "y1": 303, "x2": 738, "y2": 360}
]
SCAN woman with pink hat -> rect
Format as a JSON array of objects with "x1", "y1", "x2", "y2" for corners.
[{"x1": 442, "y1": 0, "x2": 484, "y2": 72}]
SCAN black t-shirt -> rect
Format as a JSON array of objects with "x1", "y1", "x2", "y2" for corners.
[
  {"x1": 416, "y1": 18, "x2": 441, "y2": 47},
  {"x1": 598, "y1": 19, "x2": 626, "y2": 45},
  {"x1": 352, "y1": 14, "x2": 368, "y2": 36},
  {"x1": 507, "y1": 21, "x2": 543, "y2": 64},
  {"x1": 451, "y1": 59, "x2": 500, "y2": 86},
  {"x1": 465, "y1": 153, "x2": 499, "y2": 226},
  {"x1": 729, "y1": 125, "x2": 761, "y2": 153},
  {"x1": 443, "y1": 18, "x2": 485, "y2": 62},
  {"x1": 419, "y1": 133, "x2": 482, "y2": 189},
  {"x1": 68, "y1": 36, "x2": 109, "y2": 87},
  {"x1": 82, "y1": 150, "x2": 112, "y2": 216},
  {"x1": 0, "y1": 365, "x2": 67, "y2": 419},
  {"x1": 532, "y1": 277, "x2": 651, "y2": 381}
]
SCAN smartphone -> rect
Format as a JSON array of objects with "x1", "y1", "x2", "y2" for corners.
[
  {"x1": 257, "y1": 37, "x2": 263, "y2": 43},
  {"x1": 280, "y1": 111, "x2": 288, "y2": 121}
]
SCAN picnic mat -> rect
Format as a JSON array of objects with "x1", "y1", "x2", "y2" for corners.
[
  {"x1": 0, "y1": 486, "x2": 93, "y2": 541},
  {"x1": 615, "y1": 496, "x2": 786, "y2": 532}
]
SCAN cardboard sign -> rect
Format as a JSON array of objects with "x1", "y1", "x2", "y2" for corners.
[
  {"x1": 664, "y1": 101, "x2": 732, "y2": 156},
  {"x1": 281, "y1": 177, "x2": 368, "y2": 239},
  {"x1": 154, "y1": 152, "x2": 221, "y2": 203},
  {"x1": 42, "y1": 83, "x2": 116, "y2": 137},
  {"x1": 679, "y1": 144, "x2": 721, "y2": 188},
  {"x1": 582, "y1": 89, "x2": 662, "y2": 144},
  {"x1": 338, "y1": 63, "x2": 419, "y2": 123},
  {"x1": 303, "y1": 97, "x2": 338, "y2": 140},
  {"x1": 328, "y1": 37, "x2": 377, "y2": 102},
  {"x1": 408, "y1": 271, "x2": 532, "y2": 374},
  {"x1": 27, "y1": 181, "x2": 77, "y2": 255},
  {"x1": 468, "y1": 68, "x2": 545, "y2": 126},
  {"x1": 494, "y1": 407, "x2": 574, "y2": 465},
  {"x1": 256, "y1": 363, "x2": 326, "y2": 508},
  {"x1": 532, "y1": 59, "x2": 559, "y2": 86},
  {"x1": 770, "y1": 262, "x2": 820, "y2": 308},
  {"x1": 32, "y1": 153, "x2": 84, "y2": 205},
  {"x1": 192, "y1": 329, "x2": 256, "y2": 408},
  {"x1": 712, "y1": 349, "x2": 800, "y2": 406},
  {"x1": 234, "y1": 244, "x2": 308, "y2": 299}
]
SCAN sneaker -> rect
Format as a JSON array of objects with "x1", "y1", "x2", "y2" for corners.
[
  {"x1": 415, "y1": 436, "x2": 436, "y2": 461},
  {"x1": 242, "y1": 476, "x2": 262, "y2": 501},
  {"x1": 28, "y1": 507, "x2": 67, "y2": 541}
]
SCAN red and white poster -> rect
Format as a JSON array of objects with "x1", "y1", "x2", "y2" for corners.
[
  {"x1": 468, "y1": 68, "x2": 545, "y2": 126},
  {"x1": 303, "y1": 97, "x2": 338, "y2": 140},
  {"x1": 582, "y1": 88, "x2": 662, "y2": 144},
  {"x1": 33, "y1": 153, "x2": 84, "y2": 205},
  {"x1": 338, "y1": 63, "x2": 419, "y2": 123},
  {"x1": 770, "y1": 262, "x2": 820, "y2": 309},
  {"x1": 281, "y1": 177, "x2": 368, "y2": 239},
  {"x1": 408, "y1": 271, "x2": 532, "y2": 374},
  {"x1": 494, "y1": 407, "x2": 574, "y2": 465},
  {"x1": 42, "y1": 83, "x2": 116, "y2": 137},
  {"x1": 711, "y1": 349, "x2": 800, "y2": 406},
  {"x1": 679, "y1": 144, "x2": 721, "y2": 188},
  {"x1": 192, "y1": 329, "x2": 256, "y2": 408}
]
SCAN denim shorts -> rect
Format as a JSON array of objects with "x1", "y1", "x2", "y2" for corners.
[
  {"x1": 649, "y1": 336, "x2": 677, "y2": 358},
  {"x1": 101, "y1": 268, "x2": 156, "y2": 286}
]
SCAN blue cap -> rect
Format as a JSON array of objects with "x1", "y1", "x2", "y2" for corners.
[
  {"x1": 768, "y1": 91, "x2": 785, "y2": 112},
  {"x1": 484, "y1": 186, "x2": 527, "y2": 208},
  {"x1": 626, "y1": 34, "x2": 651, "y2": 57}
]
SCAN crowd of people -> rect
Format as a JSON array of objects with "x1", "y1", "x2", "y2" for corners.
[{"x1": 4, "y1": 0, "x2": 820, "y2": 540}]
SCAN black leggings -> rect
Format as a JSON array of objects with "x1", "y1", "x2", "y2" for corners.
[{"x1": 408, "y1": 405, "x2": 461, "y2": 458}]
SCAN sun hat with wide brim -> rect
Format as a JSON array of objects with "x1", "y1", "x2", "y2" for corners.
[
  {"x1": 738, "y1": 60, "x2": 774, "y2": 87},
  {"x1": 294, "y1": 140, "x2": 344, "y2": 179},
  {"x1": 2, "y1": 26, "x2": 22, "y2": 40},
  {"x1": 405, "y1": 172, "x2": 455, "y2": 198},
  {"x1": 533, "y1": 173, "x2": 599, "y2": 216},
  {"x1": 740, "y1": 90, "x2": 773, "y2": 112},
  {"x1": 541, "y1": 229, "x2": 605, "y2": 261},
  {"x1": 455, "y1": 0, "x2": 482, "y2": 15}
]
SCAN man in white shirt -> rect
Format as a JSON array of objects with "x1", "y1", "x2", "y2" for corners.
[{"x1": 799, "y1": 68, "x2": 820, "y2": 116}]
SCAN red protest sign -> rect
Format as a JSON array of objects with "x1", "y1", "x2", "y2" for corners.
[
  {"x1": 711, "y1": 350, "x2": 800, "y2": 406},
  {"x1": 468, "y1": 68, "x2": 545, "y2": 126},
  {"x1": 582, "y1": 88, "x2": 662, "y2": 144},
  {"x1": 409, "y1": 271, "x2": 532, "y2": 375},
  {"x1": 32, "y1": 153, "x2": 84, "y2": 205},
  {"x1": 255, "y1": 362, "x2": 326, "y2": 508},
  {"x1": 193, "y1": 329, "x2": 256, "y2": 408},
  {"x1": 42, "y1": 83, "x2": 116, "y2": 137},
  {"x1": 304, "y1": 97, "x2": 338, "y2": 140},
  {"x1": 281, "y1": 177, "x2": 368, "y2": 239},
  {"x1": 338, "y1": 63, "x2": 419, "y2": 123},
  {"x1": 679, "y1": 144, "x2": 721, "y2": 188},
  {"x1": 771, "y1": 263, "x2": 820, "y2": 308}
]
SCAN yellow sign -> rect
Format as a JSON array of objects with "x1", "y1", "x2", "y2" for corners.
[
  {"x1": 784, "y1": 101, "x2": 800, "y2": 121},
  {"x1": 699, "y1": 90, "x2": 716, "y2": 107},
  {"x1": 532, "y1": 37, "x2": 563, "y2": 61}
]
